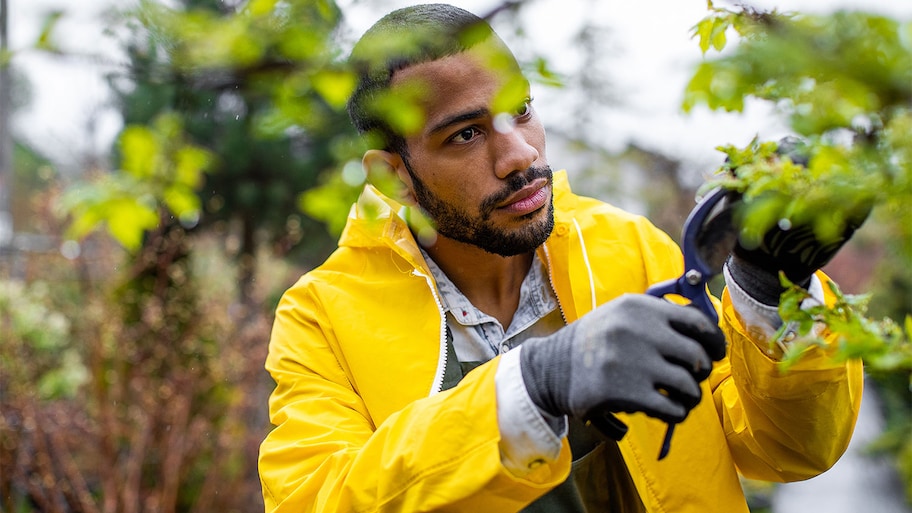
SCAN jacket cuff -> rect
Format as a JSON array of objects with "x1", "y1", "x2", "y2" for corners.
[
  {"x1": 724, "y1": 264, "x2": 826, "y2": 357},
  {"x1": 495, "y1": 347, "x2": 567, "y2": 476}
]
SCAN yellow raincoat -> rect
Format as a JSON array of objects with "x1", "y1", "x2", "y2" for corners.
[{"x1": 259, "y1": 171, "x2": 863, "y2": 512}]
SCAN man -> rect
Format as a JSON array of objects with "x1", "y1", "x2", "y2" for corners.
[{"x1": 258, "y1": 4, "x2": 863, "y2": 512}]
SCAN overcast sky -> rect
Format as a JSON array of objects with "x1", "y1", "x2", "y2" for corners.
[{"x1": 8, "y1": 0, "x2": 912, "y2": 171}]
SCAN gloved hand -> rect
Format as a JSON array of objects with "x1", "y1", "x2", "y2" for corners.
[
  {"x1": 727, "y1": 137, "x2": 872, "y2": 305},
  {"x1": 519, "y1": 294, "x2": 726, "y2": 428}
]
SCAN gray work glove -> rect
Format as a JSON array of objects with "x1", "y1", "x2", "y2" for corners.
[
  {"x1": 727, "y1": 137, "x2": 872, "y2": 305},
  {"x1": 519, "y1": 294, "x2": 726, "y2": 429}
]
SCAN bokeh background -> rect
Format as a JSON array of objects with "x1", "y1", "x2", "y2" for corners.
[{"x1": 2, "y1": 1, "x2": 910, "y2": 511}]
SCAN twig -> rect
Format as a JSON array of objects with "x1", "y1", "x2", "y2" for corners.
[
  {"x1": 46, "y1": 407, "x2": 101, "y2": 513},
  {"x1": 479, "y1": 0, "x2": 527, "y2": 21},
  {"x1": 160, "y1": 387, "x2": 191, "y2": 513},
  {"x1": 121, "y1": 400, "x2": 152, "y2": 513},
  {"x1": 23, "y1": 403, "x2": 68, "y2": 513}
]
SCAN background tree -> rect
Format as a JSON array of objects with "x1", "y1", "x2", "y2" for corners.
[{"x1": 108, "y1": 0, "x2": 348, "y2": 305}]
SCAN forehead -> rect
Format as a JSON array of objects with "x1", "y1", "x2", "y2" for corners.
[{"x1": 389, "y1": 42, "x2": 528, "y2": 135}]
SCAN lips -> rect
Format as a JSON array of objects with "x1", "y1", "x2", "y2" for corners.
[{"x1": 498, "y1": 179, "x2": 550, "y2": 215}]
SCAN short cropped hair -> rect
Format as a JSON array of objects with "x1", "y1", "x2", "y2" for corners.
[{"x1": 346, "y1": 4, "x2": 497, "y2": 155}]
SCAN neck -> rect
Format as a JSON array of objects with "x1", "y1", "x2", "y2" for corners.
[{"x1": 423, "y1": 235, "x2": 533, "y2": 329}]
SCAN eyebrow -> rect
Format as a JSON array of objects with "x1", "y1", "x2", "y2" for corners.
[{"x1": 427, "y1": 108, "x2": 490, "y2": 136}]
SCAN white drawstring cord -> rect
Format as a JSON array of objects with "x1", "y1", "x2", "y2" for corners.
[{"x1": 572, "y1": 218, "x2": 597, "y2": 311}]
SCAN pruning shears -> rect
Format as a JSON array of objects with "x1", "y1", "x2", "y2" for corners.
[
  {"x1": 585, "y1": 187, "x2": 739, "y2": 459},
  {"x1": 646, "y1": 186, "x2": 739, "y2": 459}
]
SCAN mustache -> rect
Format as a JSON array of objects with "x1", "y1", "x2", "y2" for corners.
[{"x1": 480, "y1": 166, "x2": 553, "y2": 216}]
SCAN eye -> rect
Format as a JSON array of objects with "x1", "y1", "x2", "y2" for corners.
[
  {"x1": 449, "y1": 126, "x2": 481, "y2": 144},
  {"x1": 514, "y1": 98, "x2": 533, "y2": 119}
]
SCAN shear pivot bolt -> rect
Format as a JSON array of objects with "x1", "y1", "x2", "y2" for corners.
[{"x1": 685, "y1": 270, "x2": 703, "y2": 285}]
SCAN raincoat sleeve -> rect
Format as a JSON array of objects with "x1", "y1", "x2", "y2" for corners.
[
  {"x1": 711, "y1": 269, "x2": 864, "y2": 481},
  {"x1": 258, "y1": 279, "x2": 571, "y2": 513}
]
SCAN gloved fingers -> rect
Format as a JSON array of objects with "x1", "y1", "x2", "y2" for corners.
[
  {"x1": 618, "y1": 389, "x2": 692, "y2": 424},
  {"x1": 592, "y1": 366, "x2": 702, "y2": 424},
  {"x1": 650, "y1": 321, "x2": 722, "y2": 382},
  {"x1": 653, "y1": 365, "x2": 703, "y2": 411},
  {"x1": 661, "y1": 346, "x2": 715, "y2": 382},
  {"x1": 666, "y1": 311, "x2": 727, "y2": 362}
]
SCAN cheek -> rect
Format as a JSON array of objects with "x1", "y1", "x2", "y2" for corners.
[
  {"x1": 405, "y1": 158, "x2": 463, "y2": 201},
  {"x1": 527, "y1": 122, "x2": 548, "y2": 160},
  {"x1": 430, "y1": 176, "x2": 473, "y2": 204},
  {"x1": 410, "y1": 153, "x2": 481, "y2": 191}
]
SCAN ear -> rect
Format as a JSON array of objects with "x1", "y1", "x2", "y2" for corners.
[{"x1": 363, "y1": 149, "x2": 417, "y2": 205}]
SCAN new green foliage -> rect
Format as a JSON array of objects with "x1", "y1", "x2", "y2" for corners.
[{"x1": 686, "y1": 2, "x2": 912, "y2": 498}]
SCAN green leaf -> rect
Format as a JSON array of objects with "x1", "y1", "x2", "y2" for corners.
[
  {"x1": 682, "y1": 61, "x2": 745, "y2": 112},
  {"x1": 298, "y1": 174, "x2": 360, "y2": 236},
  {"x1": 247, "y1": 0, "x2": 278, "y2": 17},
  {"x1": 682, "y1": 63, "x2": 713, "y2": 112},
  {"x1": 693, "y1": 17, "x2": 715, "y2": 54},
  {"x1": 492, "y1": 74, "x2": 530, "y2": 116},
  {"x1": 692, "y1": 11, "x2": 733, "y2": 54},
  {"x1": 528, "y1": 57, "x2": 564, "y2": 88},
  {"x1": 174, "y1": 146, "x2": 210, "y2": 187},
  {"x1": 710, "y1": 17, "x2": 729, "y2": 51},
  {"x1": 163, "y1": 185, "x2": 200, "y2": 219},
  {"x1": 120, "y1": 126, "x2": 160, "y2": 179},
  {"x1": 35, "y1": 11, "x2": 64, "y2": 52},
  {"x1": 312, "y1": 69, "x2": 357, "y2": 109},
  {"x1": 106, "y1": 198, "x2": 159, "y2": 250},
  {"x1": 368, "y1": 86, "x2": 426, "y2": 136}
]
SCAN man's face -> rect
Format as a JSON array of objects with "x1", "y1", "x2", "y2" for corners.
[{"x1": 389, "y1": 42, "x2": 553, "y2": 257}]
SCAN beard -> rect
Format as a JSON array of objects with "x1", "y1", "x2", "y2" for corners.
[{"x1": 404, "y1": 162, "x2": 555, "y2": 257}]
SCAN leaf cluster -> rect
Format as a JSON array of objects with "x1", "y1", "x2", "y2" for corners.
[
  {"x1": 686, "y1": 5, "x2": 912, "y2": 129},
  {"x1": 685, "y1": 4, "x2": 911, "y2": 363},
  {"x1": 685, "y1": 4, "x2": 912, "y2": 492},
  {"x1": 777, "y1": 277, "x2": 912, "y2": 373},
  {"x1": 59, "y1": 114, "x2": 212, "y2": 250},
  {"x1": 712, "y1": 137, "x2": 878, "y2": 249}
]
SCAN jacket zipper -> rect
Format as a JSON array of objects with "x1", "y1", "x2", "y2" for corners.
[
  {"x1": 412, "y1": 268, "x2": 449, "y2": 395},
  {"x1": 541, "y1": 243, "x2": 569, "y2": 325}
]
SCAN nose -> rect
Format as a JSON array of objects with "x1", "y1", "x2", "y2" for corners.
[{"x1": 491, "y1": 122, "x2": 541, "y2": 179}]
